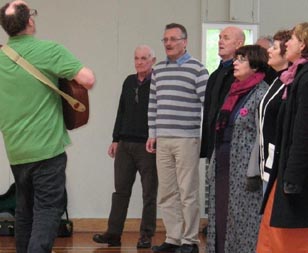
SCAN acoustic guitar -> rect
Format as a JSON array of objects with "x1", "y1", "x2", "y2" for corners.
[
  {"x1": 59, "y1": 79, "x2": 89, "y2": 130},
  {"x1": 1, "y1": 45, "x2": 89, "y2": 131}
]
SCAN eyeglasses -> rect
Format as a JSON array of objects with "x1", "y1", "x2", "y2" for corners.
[
  {"x1": 161, "y1": 37, "x2": 185, "y2": 43},
  {"x1": 134, "y1": 87, "x2": 139, "y2": 103},
  {"x1": 29, "y1": 9, "x2": 38, "y2": 17},
  {"x1": 233, "y1": 55, "x2": 248, "y2": 63}
]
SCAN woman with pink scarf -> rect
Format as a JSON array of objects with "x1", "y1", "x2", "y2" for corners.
[
  {"x1": 206, "y1": 45, "x2": 268, "y2": 253},
  {"x1": 257, "y1": 23, "x2": 308, "y2": 253}
]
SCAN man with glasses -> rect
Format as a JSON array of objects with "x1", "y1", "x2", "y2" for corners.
[
  {"x1": 93, "y1": 45, "x2": 158, "y2": 249},
  {"x1": 0, "y1": 1, "x2": 95, "y2": 252},
  {"x1": 146, "y1": 23, "x2": 208, "y2": 253}
]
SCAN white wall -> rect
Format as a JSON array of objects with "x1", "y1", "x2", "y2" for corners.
[
  {"x1": 259, "y1": 0, "x2": 308, "y2": 35},
  {"x1": 1, "y1": 0, "x2": 307, "y2": 219},
  {"x1": 0, "y1": 0, "x2": 204, "y2": 218}
]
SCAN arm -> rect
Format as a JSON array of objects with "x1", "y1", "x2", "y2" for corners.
[
  {"x1": 196, "y1": 66, "x2": 209, "y2": 104},
  {"x1": 247, "y1": 85, "x2": 266, "y2": 178},
  {"x1": 108, "y1": 142, "x2": 118, "y2": 158},
  {"x1": 112, "y1": 80, "x2": 127, "y2": 143},
  {"x1": 148, "y1": 72, "x2": 157, "y2": 139},
  {"x1": 146, "y1": 138, "x2": 156, "y2": 153},
  {"x1": 284, "y1": 77, "x2": 308, "y2": 193},
  {"x1": 73, "y1": 67, "x2": 95, "y2": 90},
  {"x1": 108, "y1": 77, "x2": 131, "y2": 157}
]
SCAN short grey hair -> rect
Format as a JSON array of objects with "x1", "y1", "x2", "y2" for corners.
[{"x1": 135, "y1": 45, "x2": 155, "y2": 58}]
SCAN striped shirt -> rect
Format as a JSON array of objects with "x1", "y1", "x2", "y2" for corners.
[{"x1": 148, "y1": 52, "x2": 208, "y2": 138}]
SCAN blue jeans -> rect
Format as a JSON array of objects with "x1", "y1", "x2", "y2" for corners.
[{"x1": 11, "y1": 152, "x2": 67, "y2": 253}]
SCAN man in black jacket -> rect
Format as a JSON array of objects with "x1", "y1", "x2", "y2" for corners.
[
  {"x1": 93, "y1": 45, "x2": 157, "y2": 249},
  {"x1": 200, "y1": 26, "x2": 245, "y2": 160}
]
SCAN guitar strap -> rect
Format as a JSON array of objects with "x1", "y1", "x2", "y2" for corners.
[{"x1": 1, "y1": 44, "x2": 85, "y2": 112}]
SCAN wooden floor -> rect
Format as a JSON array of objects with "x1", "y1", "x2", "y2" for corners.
[{"x1": 0, "y1": 232, "x2": 206, "y2": 253}]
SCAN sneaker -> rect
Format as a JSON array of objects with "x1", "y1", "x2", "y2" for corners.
[
  {"x1": 136, "y1": 234, "x2": 152, "y2": 248},
  {"x1": 92, "y1": 232, "x2": 121, "y2": 246},
  {"x1": 152, "y1": 242, "x2": 180, "y2": 253},
  {"x1": 175, "y1": 244, "x2": 199, "y2": 253}
]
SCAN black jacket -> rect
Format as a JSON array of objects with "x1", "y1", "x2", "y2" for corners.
[
  {"x1": 200, "y1": 62, "x2": 235, "y2": 159},
  {"x1": 112, "y1": 74, "x2": 150, "y2": 143},
  {"x1": 263, "y1": 63, "x2": 308, "y2": 228}
]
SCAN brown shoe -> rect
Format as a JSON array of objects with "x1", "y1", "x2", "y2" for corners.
[
  {"x1": 136, "y1": 234, "x2": 152, "y2": 249},
  {"x1": 92, "y1": 232, "x2": 121, "y2": 246}
]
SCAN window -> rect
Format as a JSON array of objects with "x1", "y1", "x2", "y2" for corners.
[{"x1": 202, "y1": 23, "x2": 258, "y2": 74}]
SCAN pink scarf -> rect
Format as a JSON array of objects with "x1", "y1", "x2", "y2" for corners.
[
  {"x1": 221, "y1": 72, "x2": 265, "y2": 112},
  {"x1": 216, "y1": 72, "x2": 265, "y2": 131},
  {"x1": 280, "y1": 57, "x2": 308, "y2": 99}
]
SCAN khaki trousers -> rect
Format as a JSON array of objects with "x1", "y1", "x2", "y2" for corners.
[{"x1": 156, "y1": 137, "x2": 200, "y2": 245}]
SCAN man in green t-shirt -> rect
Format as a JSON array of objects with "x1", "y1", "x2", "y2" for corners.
[{"x1": 0, "y1": 1, "x2": 95, "y2": 252}]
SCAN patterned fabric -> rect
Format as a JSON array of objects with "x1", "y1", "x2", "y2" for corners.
[
  {"x1": 206, "y1": 82, "x2": 268, "y2": 253},
  {"x1": 216, "y1": 72, "x2": 265, "y2": 144},
  {"x1": 148, "y1": 53, "x2": 208, "y2": 138}
]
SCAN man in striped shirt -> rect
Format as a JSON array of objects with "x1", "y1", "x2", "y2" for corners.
[{"x1": 146, "y1": 23, "x2": 208, "y2": 253}]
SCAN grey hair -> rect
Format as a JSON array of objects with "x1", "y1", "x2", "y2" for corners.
[
  {"x1": 135, "y1": 45, "x2": 155, "y2": 58},
  {"x1": 256, "y1": 35, "x2": 274, "y2": 46}
]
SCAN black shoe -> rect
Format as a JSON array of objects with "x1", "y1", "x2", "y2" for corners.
[
  {"x1": 152, "y1": 242, "x2": 180, "y2": 253},
  {"x1": 175, "y1": 244, "x2": 199, "y2": 253},
  {"x1": 137, "y1": 234, "x2": 152, "y2": 248},
  {"x1": 92, "y1": 232, "x2": 121, "y2": 246}
]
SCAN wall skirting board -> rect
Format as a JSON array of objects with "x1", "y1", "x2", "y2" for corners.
[{"x1": 72, "y1": 218, "x2": 208, "y2": 233}]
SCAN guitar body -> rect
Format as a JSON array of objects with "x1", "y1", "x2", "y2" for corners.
[{"x1": 59, "y1": 79, "x2": 89, "y2": 130}]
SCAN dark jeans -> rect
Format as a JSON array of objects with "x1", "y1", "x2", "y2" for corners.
[
  {"x1": 107, "y1": 141, "x2": 158, "y2": 237},
  {"x1": 11, "y1": 152, "x2": 67, "y2": 253}
]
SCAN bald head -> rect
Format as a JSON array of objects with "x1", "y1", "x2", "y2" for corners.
[
  {"x1": 224, "y1": 26, "x2": 245, "y2": 41},
  {"x1": 256, "y1": 36, "x2": 273, "y2": 49},
  {"x1": 218, "y1": 26, "x2": 245, "y2": 61},
  {"x1": 5, "y1": 0, "x2": 27, "y2": 15},
  {"x1": 0, "y1": 0, "x2": 35, "y2": 36}
]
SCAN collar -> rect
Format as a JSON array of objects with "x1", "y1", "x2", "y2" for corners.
[
  {"x1": 166, "y1": 52, "x2": 191, "y2": 66},
  {"x1": 136, "y1": 70, "x2": 152, "y2": 85},
  {"x1": 221, "y1": 59, "x2": 233, "y2": 68},
  {"x1": 8, "y1": 34, "x2": 35, "y2": 44}
]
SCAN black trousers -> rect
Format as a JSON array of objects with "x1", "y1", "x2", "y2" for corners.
[{"x1": 107, "y1": 141, "x2": 158, "y2": 237}]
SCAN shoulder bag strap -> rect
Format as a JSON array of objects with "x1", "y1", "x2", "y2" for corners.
[{"x1": 1, "y1": 44, "x2": 85, "y2": 112}]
